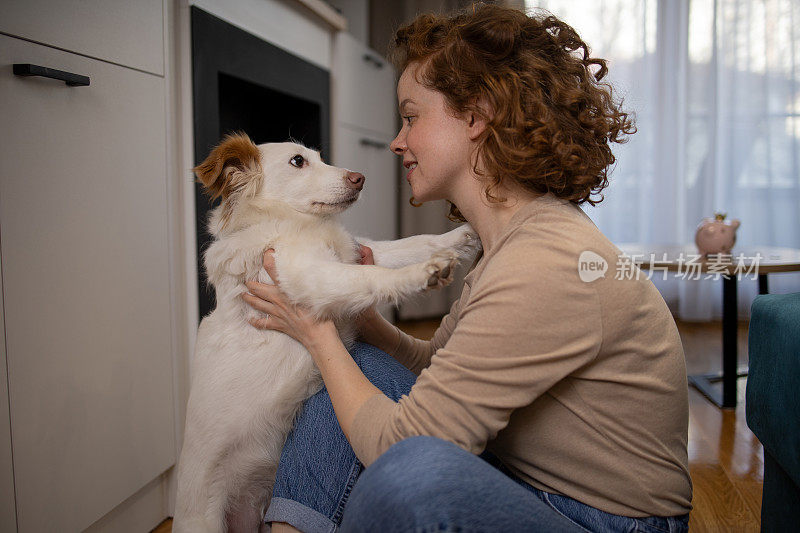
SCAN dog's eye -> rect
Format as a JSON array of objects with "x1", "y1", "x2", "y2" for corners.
[{"x1": 289, "y1": 155, "x2": 306, "y2": 168}]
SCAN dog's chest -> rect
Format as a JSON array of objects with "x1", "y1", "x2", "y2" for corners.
[
  {"x1": 330, "y1": 245, "x2": 356, "y2": 264},
  {"x1": 326, "y1": 234, "x2": 359, "y2": 264}
]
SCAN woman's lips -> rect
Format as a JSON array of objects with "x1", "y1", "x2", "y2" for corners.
[{"x1": 405, "y1": 162, "x2": 417, "y2": 181}]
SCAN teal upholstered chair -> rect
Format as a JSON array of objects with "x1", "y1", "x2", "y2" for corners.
[{"x1": 745, "y1": 292, "x2": 800, "y2": 531}]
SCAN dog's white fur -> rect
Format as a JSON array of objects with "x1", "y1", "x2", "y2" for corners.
[{"x1": 173, "y1": 134, "x2": 480, "y2": 532}]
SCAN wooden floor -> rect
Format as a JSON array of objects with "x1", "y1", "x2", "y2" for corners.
[
  {"x1": 679, "y1": 320, "x2": 763, "y2": 532},
  {"x1": 152, "y1": 318, "x2": 762, "y2": 532}
]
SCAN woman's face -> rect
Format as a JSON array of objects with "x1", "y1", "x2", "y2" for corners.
[{"x1": 389, "y1": 62, "x2": 477, "y2": 204}]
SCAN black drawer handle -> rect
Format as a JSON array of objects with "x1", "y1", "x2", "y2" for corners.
[
  {"x1": 13, "y1": 64, "x2": 90, "y2": 86},
  {"x1": 360, "y1": 138, "x2": 388, "y2": 149},
  {"x1": 362, "y1": 54, "x2": 384, "y2": 69}
]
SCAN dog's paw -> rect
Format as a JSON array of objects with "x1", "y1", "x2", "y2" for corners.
[
  {"x1": 445, "y1": 224, "x2": 482, "y2": 258},
  {"x1": 423, "y1": 251, "x2": 459, "y2": 290}
]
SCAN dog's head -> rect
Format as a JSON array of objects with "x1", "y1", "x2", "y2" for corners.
[{"x1": 194, "y1": 133, "x2": 365, "y2": 228}]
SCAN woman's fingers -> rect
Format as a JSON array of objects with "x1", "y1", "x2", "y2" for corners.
[
  {"x1": 262, "y1": 248, "x2": 280, "y2": 283},
  {"x1": 358, "y1": 244, "x2": 375, "y2": 265},
  {"x1": 249, "y1": 315, "x2": 284, "y2": 331},
  {"x1": 242, "y1": 278, "x2": 293, "y2": 331},
  {"x1": 245, "y1": 280, "x2": 282, "y2": 302},
  {"x1": 241, "y1": 291, "x2": 279, "y2": 315}
]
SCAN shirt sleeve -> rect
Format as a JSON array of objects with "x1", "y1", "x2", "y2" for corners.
[
  {"x1": 348, "y1": 230, "x2": 603, "y2": 466},
  {"x1": 388, "y1": 297, "x2": 462, "y2": 375}
]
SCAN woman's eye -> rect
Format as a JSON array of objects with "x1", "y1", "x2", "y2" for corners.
[
  {"x1": 290, "y1": 155, "x2": 305, "y2": 168},
  {"x1": 402, "y1": 115, "x2": 415, "y2": 125}
]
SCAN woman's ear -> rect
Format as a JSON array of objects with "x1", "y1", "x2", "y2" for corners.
[{"x1": 466, "y1": 98, "x2": 492, "y2": 141}]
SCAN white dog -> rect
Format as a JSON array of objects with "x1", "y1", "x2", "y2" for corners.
[{"x1": 173, "y1": 133, "x2": 480, "y2": 532}]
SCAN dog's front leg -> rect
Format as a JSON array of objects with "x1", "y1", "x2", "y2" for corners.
[
  {"x1": 274, "y1": 249, "x2": 459, "y2": 318},
  {"x1": 356, "y1": 224, "x2": 481, "y2": 269}
]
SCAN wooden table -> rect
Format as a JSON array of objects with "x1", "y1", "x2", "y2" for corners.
[{"x1": 616, "y1": 244, "x2": 800, "y2": 409}]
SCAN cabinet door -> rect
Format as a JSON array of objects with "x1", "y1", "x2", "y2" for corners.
[
  {"x1": 334, "y1": 125, "x2": 398, "y2": 242},
  {"x1": 0, "y1": 36, "x2": 175, "y2": 532},
  {"x1": 0, "y1": 0, "x2": 164, "y2": 75},
  {"x1": 0, "y1": 253, "x2": 15, "y2": 533},
  {"x1": 332, "y1": 32, "x2": 397, "y2": 136}
]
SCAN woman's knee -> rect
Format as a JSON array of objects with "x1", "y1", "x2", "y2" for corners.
[{"x1": 373, "y1": 435, "x2": 466, "y2": 479}]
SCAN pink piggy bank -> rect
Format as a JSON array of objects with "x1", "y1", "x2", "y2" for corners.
[{"x1": 695, "y1": 213, "x2": 740, "y2": 256}]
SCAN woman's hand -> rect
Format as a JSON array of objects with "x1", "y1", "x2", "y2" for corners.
[
  {"x1": 358, "y1": 243, "x2": 374, "y2": 266},
  {"x1": 242, "y1": 249, "x2": 337, "y2": 349}
]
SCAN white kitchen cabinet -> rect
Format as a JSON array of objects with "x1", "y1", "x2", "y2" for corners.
[
  {"x1": 0, "y1": 0, "x2": 164, "y2": 76},
  {"x1": 0, "y1": 252, "x2": 15, "y2": 532},
  {"x1": 332, "y1": 31, "x2": 397, "y2": 136},
  {"x1": 335, "y1": 125, "x2": 398, "y2": 241},
  {"x1": 332, "y1": 31, "x2": 399, "y2": 240},
  {"x1": 0, "y1": 33, "x2": 175, "y2": 533}
]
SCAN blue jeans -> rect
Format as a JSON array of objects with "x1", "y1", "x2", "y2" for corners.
[{"x1": 263, "y1": 342, "x2": 690, "y2": 533}]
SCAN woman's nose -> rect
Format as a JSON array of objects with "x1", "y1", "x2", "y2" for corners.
[{"x1": 390, "y1": 131, "x2": 406, "y2": 155}]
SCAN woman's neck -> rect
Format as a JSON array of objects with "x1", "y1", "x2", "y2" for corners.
[{"x1": 453, "y1": 179, "x2": 543, "y2": 254}]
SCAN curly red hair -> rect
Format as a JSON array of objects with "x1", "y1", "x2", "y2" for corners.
[{"x1": 390, "y1": 3, "x2": 636, "y2": 220}]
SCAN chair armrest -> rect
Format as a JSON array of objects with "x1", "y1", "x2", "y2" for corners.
[{"x1": 745, "y1": 292, "x2": 800, "y2": 487}]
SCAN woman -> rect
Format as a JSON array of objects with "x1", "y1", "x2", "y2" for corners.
[{"x1": 242, "y1": 4, "x2": 692, "y2": 532}]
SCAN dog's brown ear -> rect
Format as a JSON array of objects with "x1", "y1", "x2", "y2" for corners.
[{"x1": 194, "y1": 132, "x2": 262, "y2": 201}]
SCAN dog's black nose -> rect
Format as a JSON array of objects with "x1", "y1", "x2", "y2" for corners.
[{"x1": 345, "y1": 171, "x2": 365, "y2": 191}]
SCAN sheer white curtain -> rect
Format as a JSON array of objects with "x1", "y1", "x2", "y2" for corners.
[{"x1": 526, "y1": 0, "x2": 800, "y2": 320}]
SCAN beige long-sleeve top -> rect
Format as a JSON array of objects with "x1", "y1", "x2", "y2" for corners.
[{"x1": 349, "y1": 192, "x2": 692, "y2": 518}]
